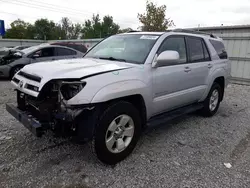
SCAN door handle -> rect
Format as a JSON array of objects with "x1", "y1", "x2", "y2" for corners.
[
  {"x1": 208, "y1": 63, "x2": 213, "y2": 68},
  {"x1": 184, "y1": 67, "x2": 191, "y2": 72}
]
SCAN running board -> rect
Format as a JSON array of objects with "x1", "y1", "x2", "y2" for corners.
[{"x1": 147, "y1": 103, "x2": 203, "y2": 128}]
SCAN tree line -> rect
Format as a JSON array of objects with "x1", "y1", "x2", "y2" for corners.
[{"x1": 3, "y1": 1, "x2": 175, "y2": 40}]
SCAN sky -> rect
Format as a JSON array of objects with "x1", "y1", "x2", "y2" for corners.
[{"x1": 1, "y1": 0, "x2": 250, "y2": 29}]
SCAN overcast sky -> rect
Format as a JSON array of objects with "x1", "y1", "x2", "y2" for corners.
[{"x1": 1, "y1": 0, "x2": 250, "y2": 29}]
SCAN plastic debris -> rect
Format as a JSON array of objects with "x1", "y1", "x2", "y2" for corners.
[{"x1": 224, "y1": 163, "x2": 232, "y2": 168}]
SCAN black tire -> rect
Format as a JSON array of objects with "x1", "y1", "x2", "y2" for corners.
[
  {"x1": 200, "y1": 82, "x2": 222, "y2": 117},
  {"x1": 92, "y1": 101, "x2": 141, "y2": 165},
  {"x1": 10, "y1": 66, "x2": 23, "y2": 79}
]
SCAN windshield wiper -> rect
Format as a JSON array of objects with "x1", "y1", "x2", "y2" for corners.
[{"x1": 98, "y1": 56, "x2": 126, "y2": 62}]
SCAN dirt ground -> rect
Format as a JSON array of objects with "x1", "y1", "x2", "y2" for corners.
[{"x1": 1, "y1": 81, "x2": 250, "y2": 188}]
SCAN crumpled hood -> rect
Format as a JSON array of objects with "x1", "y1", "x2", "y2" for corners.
[
  {"x1": 0, "y1": 51, "x2": 22, "y2": 65},
  {"x1": 16, "y1": 58, "x2": 134, "y2": 88}
]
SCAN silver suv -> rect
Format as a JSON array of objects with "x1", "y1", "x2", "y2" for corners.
[{"x1": 6, "y1": 29, "x2": 231, "y2": 165}]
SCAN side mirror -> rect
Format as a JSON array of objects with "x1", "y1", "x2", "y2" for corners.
[
  {"x1": 32, "y1": 54, "x2": 40, "y2": 59},
  {"x1": 153, "y1": 50, "x2": 180, "y2": 68}
]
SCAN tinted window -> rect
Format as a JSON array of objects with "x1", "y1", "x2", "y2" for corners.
[
  {"x1": 202, "y1": 41, "x2": 210, "y2": 61},
  {"x1": 209, "y1": 39, "x2": 228, "y2": 59},
  {"x1": 56, "y1": 47, "x2": 76, "y2": 56},
  {"x1": 53, "y1": 43, "x2": 88, "y2": 53},
  {"x1": 32, "y1": 47, "x2": 55, "y2": 58},
  {"x1": 187, "y1": 37, "x2": 204, "y2": 62},
  {"x1": 158, "y1": 37, "x2": 187, "y2": 63}
]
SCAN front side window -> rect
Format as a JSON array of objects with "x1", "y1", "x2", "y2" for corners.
[
  {"x1": 84, "y1": 34, "x2": 160, "y2": 64},
  {"x1": 158, "y1": 37, "x2": 187, "y2": 63},
  {"x1": 32, "y1": 47, "x2": 55, "y2": 58}
]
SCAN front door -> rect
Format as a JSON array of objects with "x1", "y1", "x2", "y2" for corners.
[
  {"x1": 152, "y1": 36, "x2": 209, "y2": 115},
  {"x1": 30, "y1": 47, "x2": 56, "y2": 63}
]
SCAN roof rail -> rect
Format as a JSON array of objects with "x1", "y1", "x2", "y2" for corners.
[
  {"x1": 126, "y1": 30, "x2": 140, "y2": 33},
  {"x1": 172, "y1": 28, "x2": 217, "y2": 38}
]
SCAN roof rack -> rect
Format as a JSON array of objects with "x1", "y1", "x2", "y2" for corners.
[
  {"x1": 126, "y1": 30, "x2": 140, "y2": 33},
  {"x1": 172, "y1": 28, "x2": 217, "y2": 38}
]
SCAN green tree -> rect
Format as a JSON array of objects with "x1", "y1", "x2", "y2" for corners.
[
  {"x1": 81, "y1": 14, "x2": 120, "y2": 39},
  {"x1": 138, "y1": 0, "x2": 174, "y2": 31},
  {"x1": 4, "y1": 19, "x2": 33, "y2": 39},
  {"x1": 33, "y1": 18, "x2": 58, "y2": 40},
  {"x1": 59, "y1": 17, "x2": 82, "y2": 39}
]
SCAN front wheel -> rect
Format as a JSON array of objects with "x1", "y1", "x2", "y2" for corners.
[
  {"x1": 92, "y1": 101, "x2": 141, "y2": 165},
  {"x1": 10, "y1": 66, "x2": 22, "y2": 79},
  {"x1": 200, "y1": 83, "x2": 222, "y2": 117}
]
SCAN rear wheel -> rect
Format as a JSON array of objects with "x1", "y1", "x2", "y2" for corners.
[
  {"x1": 92, "y1": 101, "x2": 141, "y2": 165},
  {"x1": 200, "y1": 82, "x2": 222, "y2": 117}
]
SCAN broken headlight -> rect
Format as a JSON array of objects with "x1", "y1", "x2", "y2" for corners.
[{"x1": 60, "y1": 81, "x2": 86, "y2": 100}]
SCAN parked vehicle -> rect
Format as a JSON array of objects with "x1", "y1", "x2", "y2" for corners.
[
  {"x1": 0, "y1": 44, "x2": 84, "y2": 78},
  {"x1": 0, "y1": 47, "x2": 14, "y2": 58},
  {"x1": 50, "y1": 42, "x2": 88, "y2": 54},
  {"x1": 6, "y1": 29, "x2": 231, "y2": 165},
  {"x1": 12, "y1": 45, "x2": 31, "y2": 50}
]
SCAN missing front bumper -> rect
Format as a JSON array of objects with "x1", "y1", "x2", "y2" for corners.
[{"x1": 6, "y1": 104, "x2": 44, "y2": 137}]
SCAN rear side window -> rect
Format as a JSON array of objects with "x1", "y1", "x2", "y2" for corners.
[
  {"x1": 56, "y1": 47, "x2": 77, "y2": 56},
  {"x1": 202, "y1": 41, "x2": 210, "y2": 61},
  {"x1": 187, "y1": 37, "x2": 210, "y2": 63},
  {"x1": 209, "y1": 39, "x2": 228, "y2": 59}
]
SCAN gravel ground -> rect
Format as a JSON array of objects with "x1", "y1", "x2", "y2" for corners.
[{"x1": 1, "y1": 81, "x2": 250, "y2": 188}]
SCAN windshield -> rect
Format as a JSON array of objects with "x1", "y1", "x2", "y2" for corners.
[
  {"x1": 84, "y1": 34, "x2": 160, "y2": 64},
  {"x1": 20, "y1": 45, "x2": 41, "y2": 55}
]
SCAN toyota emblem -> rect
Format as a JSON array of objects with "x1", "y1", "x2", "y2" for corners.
[{"x1": 19, "y1": 81, "x2": 23, "y2": 88}]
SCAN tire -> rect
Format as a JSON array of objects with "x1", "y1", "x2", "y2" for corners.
[
  {"x1": 92, "y1": 101, "x2": 141, "y2": 165},
  {"x1": 10, "y1": 66, "x2": 23, "y2": 79},
  {"x1": 200, "y1": 82, "x2": 222, "y2": 117}
]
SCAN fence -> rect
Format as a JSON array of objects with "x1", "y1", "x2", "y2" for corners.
[{"x1": 0, "y1": 38, "x2": 102, "y2": 48}]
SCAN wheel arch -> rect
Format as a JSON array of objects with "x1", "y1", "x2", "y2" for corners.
[
  {"x1": 103, "y1": 94, "x2": 147, "y2": 128},
  {"x1": 200, "y1": 68, "x2": 226, "y2": 102}
]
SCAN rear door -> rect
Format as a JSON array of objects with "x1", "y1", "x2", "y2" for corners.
[
  {"x1": 54, "y1": 47, "x2": 78, "y2": 60},
  {"x1": 185, "y1": 36, "x2": 211, "y2": 99}
]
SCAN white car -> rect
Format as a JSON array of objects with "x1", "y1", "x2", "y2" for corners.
[{"x1": 6, "y1": 29, "x2": 231, "y2": 164}]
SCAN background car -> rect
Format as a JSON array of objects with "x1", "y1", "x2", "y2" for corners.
[
  {"x1": 0, "y1": 44, "x2": 84, "y2": 78},
  {"x1": 50, "y1": 42, "x2": 88, "y2": 54},
  {"x1": 12, "y1": 45, "x2": 31, "y2": 50},
  {"x1": 0, "y1": 47, "x2": 14, "y2": 58}
]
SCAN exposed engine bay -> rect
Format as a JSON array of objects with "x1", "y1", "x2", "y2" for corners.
[
  {"x1": 15, "y1": 80, "x2": 93, "y2": 138},
  {"x1": 0, "y1": 50, "x2": 22, "y2": 65}
]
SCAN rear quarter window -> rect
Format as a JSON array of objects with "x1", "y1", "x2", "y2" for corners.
[{"x1": 209, "y1": 39, "x2": 228, "y2": 59}]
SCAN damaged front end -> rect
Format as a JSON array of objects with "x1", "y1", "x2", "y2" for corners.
[{"x1": 6, "y1": 79, "x2": 99, "y2": 141}]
